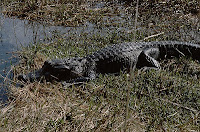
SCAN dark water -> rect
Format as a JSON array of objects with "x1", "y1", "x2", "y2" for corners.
[{"x1": 0, "y1": 14, "x2": 68, "y2": 105}]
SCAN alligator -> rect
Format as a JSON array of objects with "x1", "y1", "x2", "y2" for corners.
[{"x1": 18, "y1": 41, "x2": 200, "y2": 83}]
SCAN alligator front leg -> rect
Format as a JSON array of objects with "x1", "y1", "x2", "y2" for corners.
[{"x1": 62, "y1": 73, "x2": 96, "y2": 87}]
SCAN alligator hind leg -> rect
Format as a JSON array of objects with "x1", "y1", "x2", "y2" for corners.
[{"x1": 136, "y1": 48, "x2": 161, "y2": 71}]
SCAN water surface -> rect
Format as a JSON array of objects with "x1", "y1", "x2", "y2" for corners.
[{"x1": 0, "y1": 14, "x2": 67, "y2": 104}]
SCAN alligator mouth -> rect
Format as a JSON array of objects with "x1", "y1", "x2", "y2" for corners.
[
  {"x1": 17, "y1": 68, "x2": 73, "y2": 83},
  {"x1": 46, "y1": 68, "x2": 72, "y2": 81}
]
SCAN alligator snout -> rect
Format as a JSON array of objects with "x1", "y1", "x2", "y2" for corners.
[
  {"x1": 17, "y1": 74, "x2": 28, "y2": 82},
  {"x1": 17, "y1": 69, "x2": 43, "y2": 83}
]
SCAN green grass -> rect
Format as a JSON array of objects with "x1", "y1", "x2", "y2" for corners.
[{"x1": 0, "y1": 0, "x2": 200, "y2": 131}]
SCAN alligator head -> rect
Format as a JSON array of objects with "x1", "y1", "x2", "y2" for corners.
[{"x1": 18, "y1": 57, "x2": 87, "y2": 83}]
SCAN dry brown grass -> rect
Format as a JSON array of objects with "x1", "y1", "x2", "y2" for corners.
[
  {"x1": 2, "y1": 0, "x2": 121, "y2": 26},
  {"x1": 1, "y1": 80, "x2": 146, "y2": 131}
]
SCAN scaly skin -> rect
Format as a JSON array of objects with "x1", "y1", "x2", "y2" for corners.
[{"x1": 18, "y1": 41, "x2": 200, "y2": 83}]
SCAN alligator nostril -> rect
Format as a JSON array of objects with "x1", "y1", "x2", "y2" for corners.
[{"x1": 17, "y1": 74, "x2": 28, "y2": 82}]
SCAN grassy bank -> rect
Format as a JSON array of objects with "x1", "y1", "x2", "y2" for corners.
[{"x1": 1, "y1": 0, "x2": 200, "y2": 131}]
